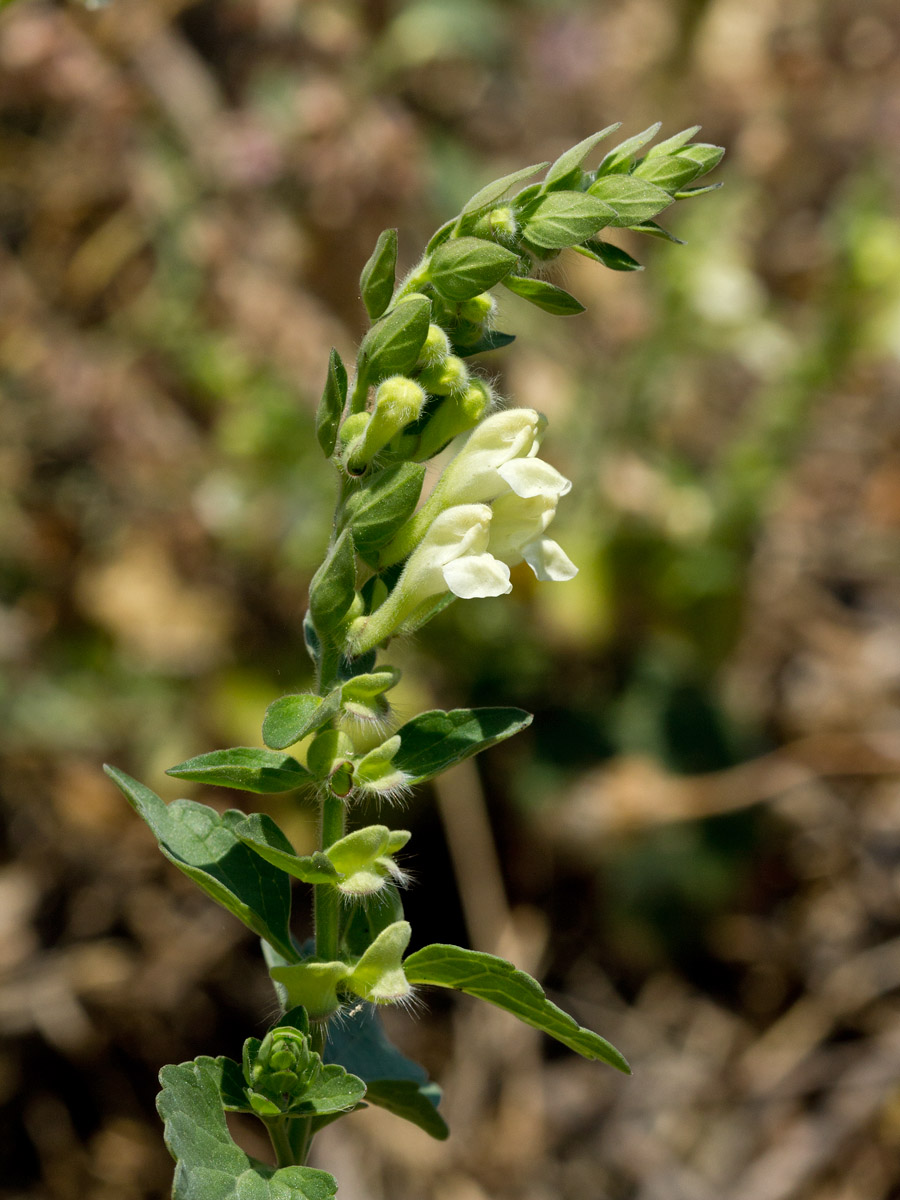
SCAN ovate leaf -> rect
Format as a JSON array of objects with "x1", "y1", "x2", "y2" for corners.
[
  {"x1": 429, "y1": 237, "x2": 519, "y2": 301},
  {"x1": 595, "y1": 122, "x2": 662, "y2": 175},
  {"x1": 541, "y1": 125, "x2": 621, "y2": 191},
  {"x1": 104, "y1": 767, "x2": 297, "y2": 962},
  {"x1": 166, "y1": 748, "x2": 313, "y2": 793},
  {"x1": 522, "y1": 192, "x2": 615, "y2": 250},
  {"x1": 359, "y1": 295, "x2": 431, "y2": 382},
  {"x1": 452, "y1": 328, "x2": 516, "y2": 357},
  {"x1": 575, "y1": 239, "x2": 643, "y2": 272},
  {"x1": 501, "y1": 275, "x2": 585, "y2": 315},
  {"x1": 316, "y1": 349, "x2": 347, "y2": 459},
  {"x1": 342, "y1": 462, "x2": 426, "y2": 564},
  {"x1": 308, "y1": 528, "x2": 356, "y2": 639},
  {"x1": 262, "y1": 689, "x2": 342, "y2": 751},
  {"x1": 391, "y1": 707, "x2": 532, "y2": 785},
  {"x1": 643, "y1": 124, "x2": 702, "y2": 159},
  {"x1": 234, "y1": 813, "x2": 339, "y2": 885},
  {"x1": 157, "y1": 1058, "x2": 337, "y2": 1200},
  {"x1": 359, "y1": 228, "x2": 398, "y2": 320},
  {"x1": 459, "y1": 161, "x2": 548, "y2": 217},
  {"x1": 587, "y1": 176, "x2": 674, "y2": 227},
  {"x1": 324, "y1": 1003, "x2": 448, "y2": 1140},
  {"x1": 404, "y1": 944, "x2": 630, "y2": 1073},
  {"x1": 627, "y1": 219, "x2": 685, "y2": 245}
]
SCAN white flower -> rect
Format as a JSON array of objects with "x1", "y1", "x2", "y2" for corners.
[
  {"x1": 488, "y1": 491, "x2": 578, "y2": 582},
  {"x1": 433, "y1": 408, "x2": 546, "y2": 505},
  {"x1": 379, "y1": 408, "x2": 571, "y2": 567},
  {"x1": 349, "y1": 504, "x2": 511, "y2": 654}
]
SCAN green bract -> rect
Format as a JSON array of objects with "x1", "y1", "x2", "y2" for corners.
[{"x1": 107, "y1": 127, "x2": 722, "y2": 1197}]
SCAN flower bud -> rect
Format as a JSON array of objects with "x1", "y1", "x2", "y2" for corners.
[
  {"x1": 410, "y1": 380, "x2": 493, "y2": 462},
  {"x1": 489, "y1": 206, "x2": 517, "y2": 241},
  {"x1": 243, "y1": 1027, "x2": 320, "y2": 1115},
  {"x1": 416, "y1": 323, "x2": 451, "y2": 368},
  {"x1": 459, "y1": 292, "x2": 496, "y2": 323},
  {"x1": 346, "y1": 376, "x2": 426, "y2": 472},
  {"x1": 417, "y1": 354, "x2": 469, "y2": 397}
]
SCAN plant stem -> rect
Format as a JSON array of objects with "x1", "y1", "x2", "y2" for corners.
[
  {"x1": 266, "y1": 1117, "x2": 297, "y2": 1168},
  {"x1": 314, "y1": 794, "x2": 344, "y2": 962},
  {"x1": 289, "y1": 1115, "x2": 313, "y2": 1166}
]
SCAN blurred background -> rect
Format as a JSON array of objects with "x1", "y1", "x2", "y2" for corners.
[{"x1": 2, "y1": 0, "x2": 900, "y2": 1196}]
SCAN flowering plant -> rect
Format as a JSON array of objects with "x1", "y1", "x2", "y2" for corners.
[{"x1": 106, "y1": 123, "x2": 722, "y2": 1198}]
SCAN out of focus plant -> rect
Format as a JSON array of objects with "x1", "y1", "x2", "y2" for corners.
[{"x1": 106, "y1": 124, "x2": 722, "y2": 1198}]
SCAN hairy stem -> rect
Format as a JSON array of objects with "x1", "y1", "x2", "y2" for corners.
[{"x1": 314, "y1": 794, "x2": 345, "y2": 962}]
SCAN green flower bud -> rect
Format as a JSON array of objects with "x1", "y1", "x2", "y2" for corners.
[
  {"x1": 338, "y1": 412, "x2": 371, "y2": 446},
  {"x1": 346, "y1": 376, "x2": 427, "y2": 472},
  {"x1": 416, "y1": 323, "x2": 451, "y2": 368},
  {"x1": 243, "y1": 1028, "x2": 320, "y2": 1115},
  {"x1": 417, "y1": 354, "x2": 469, "y2": 397},
  {"x1": 307, "y1": 729, "x2": 355, "y2": 782},
  {"x1": 459, "y1": 292, "x2": 497, "y2": 323},
  {"x1": 489, "y1": 206, "x2": 517, "y2": 241},
  {"x1": 410, "y1": 380, "x2": 493, "y2": 462}
]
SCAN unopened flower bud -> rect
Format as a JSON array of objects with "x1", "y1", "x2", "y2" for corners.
[
  {"x1": 411, "y1": 380, "x2": 493, "y2": 462},
  {"x1": 417, "y1": 354, "x2": 469, "y2": 397},
  {"x1": 346, "y1": 376, "x2": 426, "y2": 472},
  {"x1": 489, "y1": 206, "x2": 517, "y2": 241},
  {"x1": 459, "y1": 292, "x2": 496, "y2": 323},
  {"x1": 416, "y1": 323, "x2": 451, "y2": 368},
  {"x1": 243, "y1": 1027, "x2": 320, "y2": 1115}
]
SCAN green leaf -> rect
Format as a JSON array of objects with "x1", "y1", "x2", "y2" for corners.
[
  {"x1": 587, "y1": 176, "x2": 674, "y2": 227},
  {"x1": 324, "y1": 1004, "x2": 448, "y2": 1140},
  {"x1": 206, "y1": 1056, "x2": 250, "y2": 1112},
  {"x1": 308, "y1": 528, "x2": 357, "y2": 639},
  {"x1": 404, "y1": 945, "x2": 630, "y2": 1074},
  {"x1": 157, "y1": 1058, "x2": 337, "y2": 1199},
  {"x1": 627, "y1": 219, "x2": 685, "y2": 245},
  {"x1": 501, "y1": 275, "x2": 585, "y2": 315},
  {"x1": 595, "y1": 122, "x2": 662, "y2": 175},
  {"x1": 522, "y1": 192, "x2": 615, "y2": 250},
  {"x1": 643, "y1": 124, "x2": 702, "y2": 159},
  {"x1": 262, "y1": 689, "x2": 341, "y2": 752},
  {"x1": 575, "y1": 239, "x2": 643, "y2": 272},
  {"x1": 425, "y1": 217, "x2": 456, "y2": 254},
  {"x1": 429, "y1": 237, "x2": 519, "y2": 302},
  {"x1": 316, "y1": 349, "x2": 347, "y2": 459},
  {"x1": 342, "y1": 463, "x2": 426, "y2": 565},
  {"x1": 541, "y1": 125, "x2": 621, "y2": 191},
  {"x1": 672, "y1": 181, "x2": 724, "y2": 200},
  {"x1": 633, "y1": 147, "x2": 719, "y2": 192},
  {"x1": 166, "y1": 748, "x2": 314, "y2": 794},
  {"x1": 359, "y1": 228, "x2": 398, "y2": 320},
  {"x1": 104, "y1": 767, "x2": 298, "y2": 962},
  {"x1": 359, "y1": 294, "x2": 431, "y2": 383},
  {"x1": 452, "y1": 328, "x2": 516, "y2": 357},
  {"x1": 391, "y1": 707, "x2": 532, "y2": 785},
  {"x1": 459, "y1": 161, "x2": 548, "y2": 217},
  {"x1": 234, "y1": 814, "x2": 339, "y2": 885}
]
